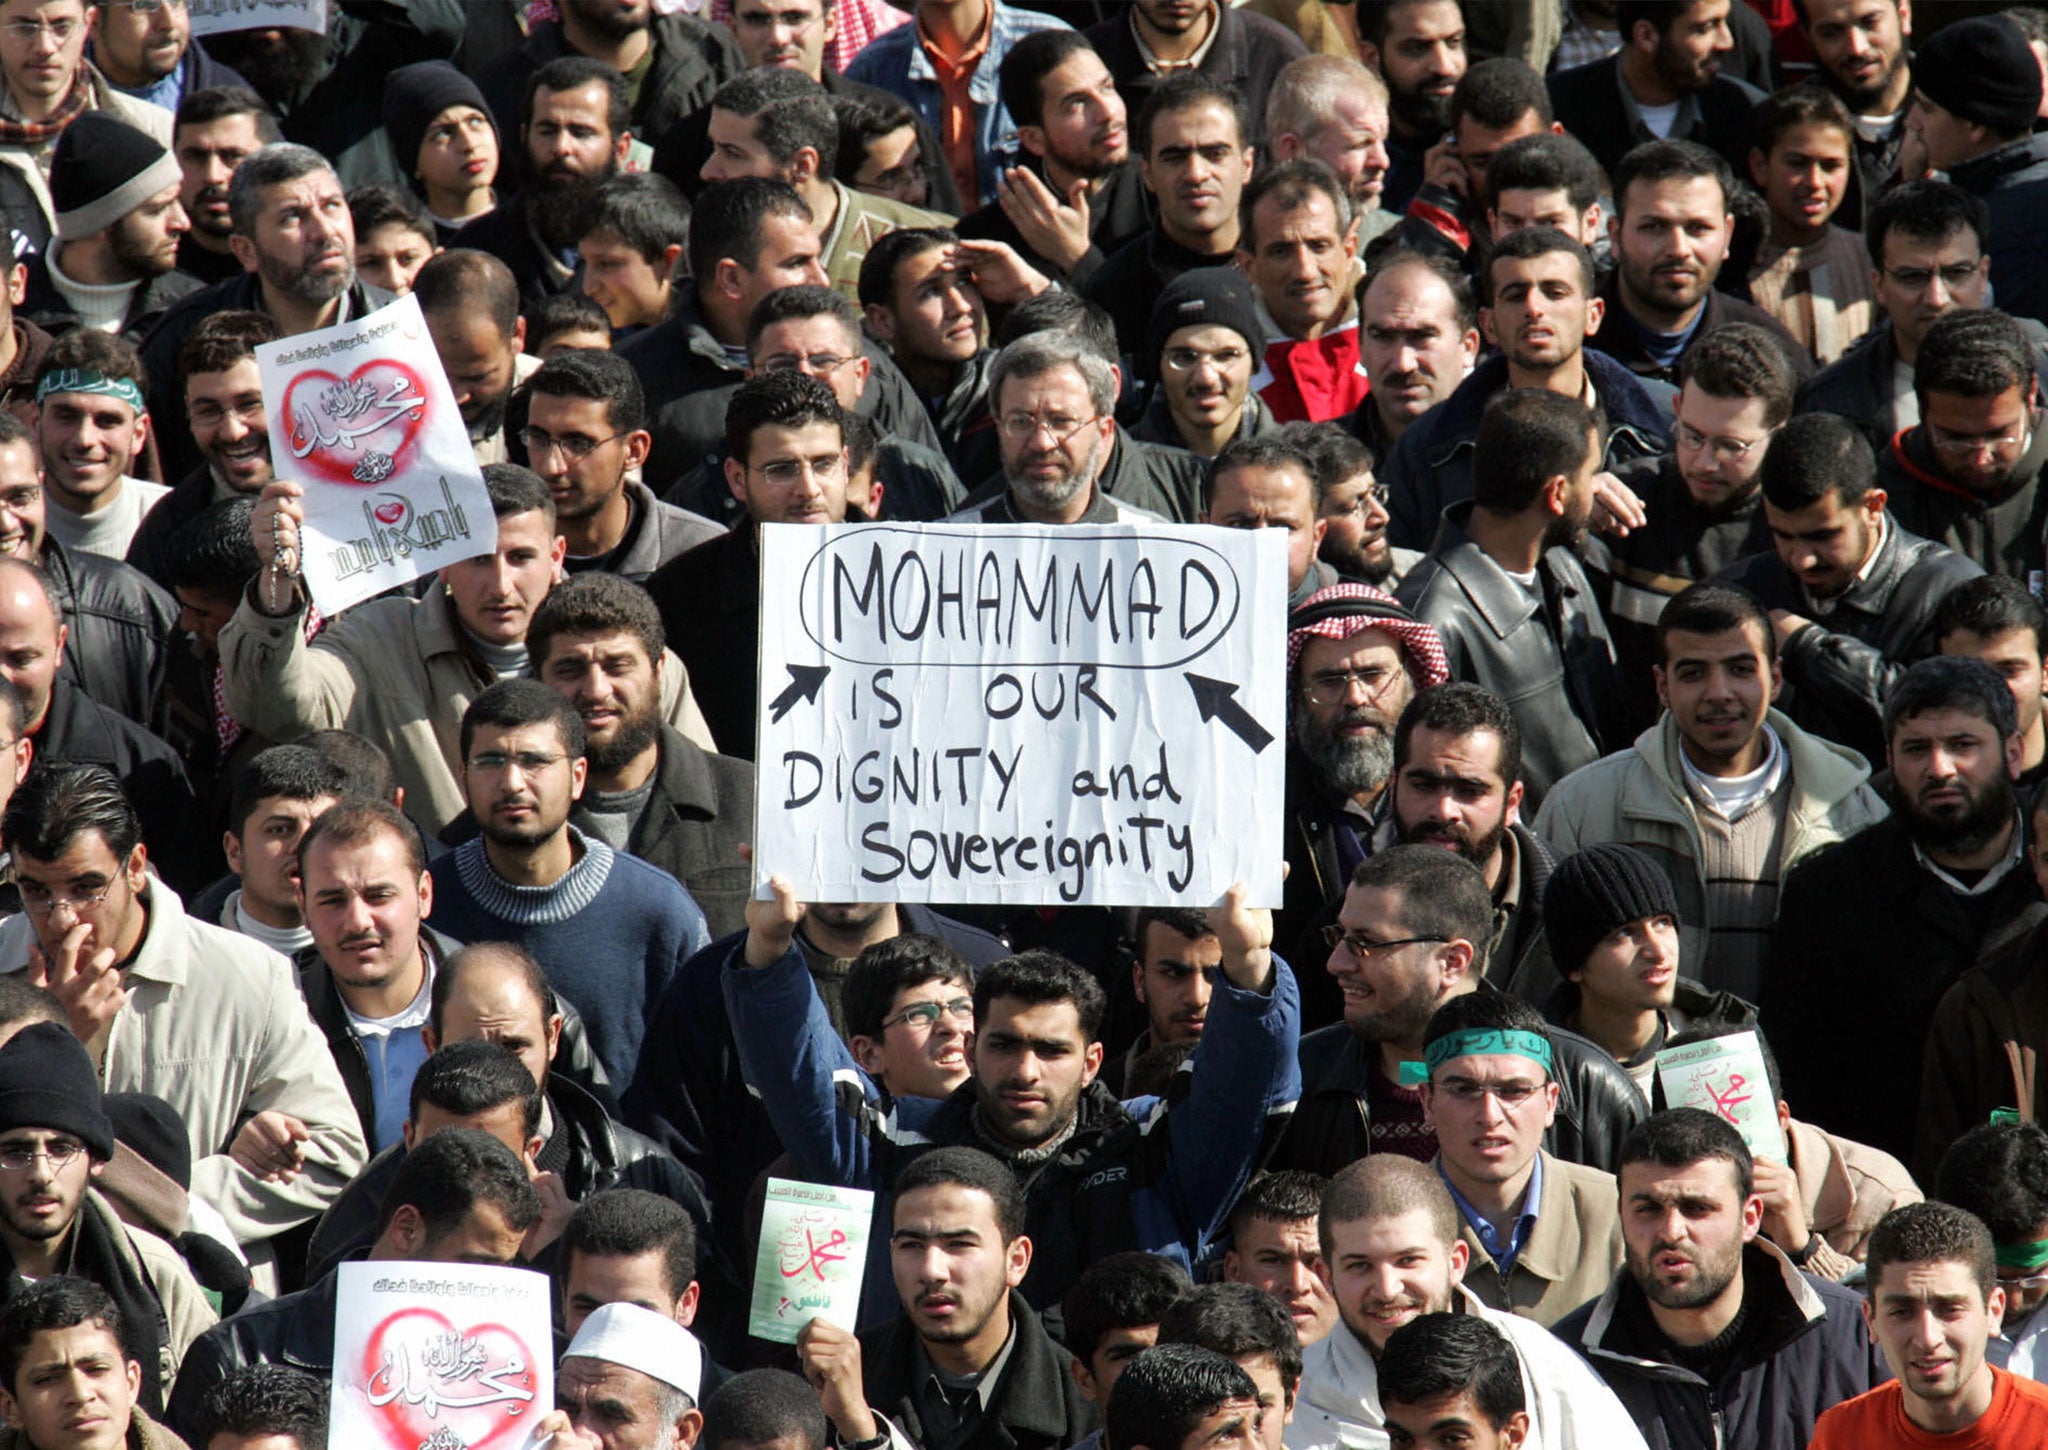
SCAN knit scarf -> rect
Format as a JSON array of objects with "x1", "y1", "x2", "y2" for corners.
[
  {"x1": 0, "y1": 76, "x2": 87, "y2": 147},
  {"x1": 969, "y1": 1103, "x2": 1078, "y2": 1168}
]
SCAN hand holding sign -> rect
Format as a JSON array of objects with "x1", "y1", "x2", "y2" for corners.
[
  {"x1": 750, "y1": 1179, "x2": 874, "y2": 1345},
  {"x1": 798, "y1": 1318, "x2": 881, "y2": 1444},
  {"x1": 1209, "y1": 880, "x2": 1276, "y2": 993}
]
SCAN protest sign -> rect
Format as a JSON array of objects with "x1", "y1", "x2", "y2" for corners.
[
  {"x1": 753, "y1": 523, "x2": 1288, "y2": 907},
  {"x1": 257, "y1": 292, "x2": 496, "y2": 616},
  {"x1": 189, "y1": 0, "x2": 328, "y2": 35},
  {"x1": 1654, "y1": 1030, "x2": 1788, "y2": 1161},
  {"x1": 750, "y1": 1178, "x2": 876, "y2": 1343},
  {"x1": 329, "y1": 1261, "x2": 553, "y2": 1450}
]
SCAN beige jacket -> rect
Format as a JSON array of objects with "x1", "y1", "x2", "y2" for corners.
[
  {"x1": 1453, "y1": 1151, "x2": 1623, "y2": 1328},
  {"x1": 819, "y1": 180, "x2": 950, "y2": 299},
  {"x1": 0, "y1": 1405, "x2": 187, "y2": 1450},
  {"x1": 74, "y1": 1190, "x2": 218, "y2": 1401},
  {"x1": 0, "y1": 884, "x2": 367, "y2": 1252},
  {"x1": 1790, "y1": 1116, "x2": 1923, "y2": 1282},
  {"x1": 218, "y1": 579, "x2": 714, "y2": 835}
]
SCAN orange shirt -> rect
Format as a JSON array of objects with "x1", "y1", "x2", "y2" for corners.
[
  {"x1": 1810, "y1": 1367, "x2": 2048, "y2": 1448},
  {"x1": 920, "y1": 5, "x2": 993, "y2": 209}
]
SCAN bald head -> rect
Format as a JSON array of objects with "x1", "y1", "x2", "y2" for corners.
[
  {"x1": 0, "y1": 558, "x2": 64, "y2": 730},
  {"x1": 428, "y1": 942, "x2": 561, "y2": 1093}
]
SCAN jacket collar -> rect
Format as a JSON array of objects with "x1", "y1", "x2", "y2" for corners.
[
  {"x1": 869, "y1": 1289, "x2": 1077, "y2": 1440},
  {"x1": 1422, "y1": 350, "x2": 1669, "y2": 467},
  {"x1": 1454, "y1": 1149, "x2": 1576, "y2": 1287},
  {"x1": 1574, "y1": 1238, "x2": 1830, "y2": 1382},
  {"x1": 123, "y1": 879, "x2": 194, "y2": 987},
  {"x1": 1638, "y1": 707, "x2": 1872, "y2": 817},
  {"x1": 1946, "y1": 133, "x2": 2048, "y2": 190},
  {"x1": 1418, "y1": 500, "x2": 1565, "y2": 642},
  {"x1": 653, "y1": 725, "x2": 721, "y2": 816}
]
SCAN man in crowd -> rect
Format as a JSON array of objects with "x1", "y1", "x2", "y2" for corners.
[
  {"x1": 1373, "y1": 1315, "x2": 1529, "y2": 1450},
  {"x1": 1383, "y1": 57, "x2": 1556, "y2": 270},
  {"x1": 1239, "y1": 162, "x2": 1365, "y2": 426},
  {"x1": 1065, "y1": 1252, "x2": 1192, "y2": 1410},
  {"x1": 167, "y1": 88, "x2": 275, "y2": 288},
  {"x1": 1264, "y1": 56, "x2": 1391, "y2": 227},
  {"x1": 1298, "y1": 427, "x2": 1413, "y2": 591},
  {"x1": 411, "y1": 249, "x2": 533, "y2": 467},
  {"x1": 559, "y1": 1188, "x2": 704, "y2": 1337},
  {"x1": 557, "y1": 1301, "x2": 708, "y2": 1450},
  {"x1": 87, "y1": 0, "x2": 246, "y2": 116},
  {"x1": 32, "y1": 329, "x2": 164, "y2": 560},
  {"x1": 1798, "y1": 0, "x2": 1912, "y2": 225},
  {"x1": 1934, "y1": 1122, "x2": 2048, "y2": 1373},
  {"x1": 1483, "y1": 131, "x2": 1606, "y2": 249},
  {"x1": 0, "y1": 1277, "x2": 179, "y2": 1450},
  {"x1": 1222, "y1": 1172, "x2": 1337, "y2": 1349},
  {"x1": 1936, "y1": 575, "x2": 2048, "y2": 795},
  {"x1": 1134, "y1": 267, "x2": 1272, "y2": 463},
  {"x1": 857, "y1": 224, "x2": 1001, "y2": 479},
  {"x1": 1205, "y1": 433, "x2": 1332, "y2": 611},
  {"x1": 1538, "y1": 584, "x2": 1887, "y2": 1002},
  {"x1": 205, "y1": 744, "x2": 342, "y2": 953},
  {"x1": 1114, "y1": 1345, "x2": 1261, "y2": 1450},
  {"x1": 1106, "y1": 907, "x2": 1222, "y2": 1095},
  {"x1": 1355, "y1": 0, "x2": 1466, "y2": 213},
  {"x1": 1084, "y1": 0, "x2": 1304, "y2": 151},
  {"x1": 190, "y1": 1365, "x2": 327, "y2": 1450},
  {"x1": 1349, "y1": 250, "x2": 1476, "y2": 464}
]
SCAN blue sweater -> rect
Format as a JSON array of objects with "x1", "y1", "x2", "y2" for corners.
[{"x1": 427, "y1": 832, "x2": 711, "y2": 1087}]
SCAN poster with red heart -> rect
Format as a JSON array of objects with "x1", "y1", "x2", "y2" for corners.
[
  {"x1": 257, "y1": 292, "x2": 498, "y2": 617},
  {"x1": 330, "y1": 1261, "x2": 554, "y2": 1450}
]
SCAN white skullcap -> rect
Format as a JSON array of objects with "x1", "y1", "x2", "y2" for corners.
[{"x1": 561, "y1": 1302, "x2": 704, "y2": 1401}]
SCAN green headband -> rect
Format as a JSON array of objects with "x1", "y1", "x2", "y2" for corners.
[
  {"x1": 1997, "y1": 1237, "x2": 2048, "y2": 1273},
  {"x1": 1397, "y1": 1028, "x2": 1554, "y2": 1086},
  {"x1": 36, "y1": 368, "x2": 144, "y2": 414}
]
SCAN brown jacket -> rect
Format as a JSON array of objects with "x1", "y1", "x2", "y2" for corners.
[
  {"x1": 1916, "y1": 908, "x2": 2048, "y2": 1184},
  {"x1": 1789, "y1": 1116, "x2": 1923, "y2": 1282},
  {"x1": 1451, "y1": 1151, "x2": 1622, "y2": 1328},
  {"x1": 0, "y1": 1406, "x2": 188, "y2": 1450}
]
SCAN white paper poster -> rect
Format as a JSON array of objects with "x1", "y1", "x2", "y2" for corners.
[
  {"x1": 257, "y1": 292, "x2": 496, "y2": 616},
  {"x1": 1654, "y1": 1030, "x2": 1789, "y2": 1161},
  {"x1": 752, "y1": 523, "x2": 1289, "y2": 907},
  {"x1": 329, "y1": 1261, "x2": 554, "y2": 1450},
  {"x1": 188, "y1": 0, "x2": 328, "y2": 36},
  {"x1": 749, "y1": 1178, "x2": 876, "y2": 1344}
]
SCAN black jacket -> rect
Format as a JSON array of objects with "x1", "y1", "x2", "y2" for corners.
[
  {"x1": 1546, "y1": 53, "x2": 1765, "y2": 179},
  {"x1": 644, "y1": 527, "x2": 759, "y2": 761},
  {"x1": 31, "y1": 678, "x2": 210, "y2": 891},
  {"x1": 1878, "y1": 419, "x2": 2048, "y2": 584},
  {"x1": 1948, "y1": 133, "x2": 2048, "y2": 327},
  {"x1": 450, "y1": 191, "x2": 572, "y2": 312},
  {"x1": 1589, "y1": 272, "x2": 1814, "y2": 389},
  {"x1": 20, "y1": 256, "x2": 200, "y2": 343},
  {"x1": 42, "y1": 535, "x2": 177, "y2": 730},
  {"x1": 165, "y1": 1263, "x2": 340, "y2": 1439},
  {"x1": 1556, "y1": 1243, "x2": 1888, "y2": 1450},
  {"x1": 860, "y1": 1291, "x2": 1098, "y2": 1450},
  {"x1": 1082, "y1": 224, "x2": 1240, "y2": 362},
  {"x1": 1714, "y1": 522, "x2": 1982, "y2": 766},
  {"x1": 955, "y1": 160, "x2": 1151, "y2": 289},
  {"x1": 1084, "y1": 4, "x2": 1305, "y2": 155},
  {"x1": 1271, "y1": 1001, "x2": 1646, "y2": 1178},
  {"x1": 1764, "y1": 815, "x2": 2042, "y2": 1156},
  {"x1": 1795, "y1": 315, "x2": 2048, "y2": 453}
]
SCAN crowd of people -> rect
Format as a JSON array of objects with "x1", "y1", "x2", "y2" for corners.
[{"x1": 0, "y1": 1, "x2": 2042, "y2": 1449}]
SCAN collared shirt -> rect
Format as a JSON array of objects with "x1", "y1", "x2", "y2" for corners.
[
  {"x1": 911, "y1": 1319, "x2": 1018, "y2": 1450},
  {"x1": 1441, "y1": 1152, "x2": 1544, "y2": 1279},
  {"x1": 1130, "y1": 1, "x2": 1220, "y2": 75},
  {"x1": 343, "y1": 963, "x2": 435, "y2": 1153},
  {"x1": 921, "y1": 3, "x2": 994, "y2": 213},
  {"x1": 1913, "y1": 811, "x2": 2029, "y2": 898}
]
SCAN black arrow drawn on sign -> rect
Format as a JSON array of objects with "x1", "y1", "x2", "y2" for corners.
[
  {"x1": 1185, "y1": 673, "x2": 1274, "y2": 753},
  {"x1": 769, "y1": 664, "x2": 831, "y2": 723}
]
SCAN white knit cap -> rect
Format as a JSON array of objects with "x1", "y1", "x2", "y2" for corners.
[{"x1": 561, "y1": 1302, "x2": 704, "y2": 1401}]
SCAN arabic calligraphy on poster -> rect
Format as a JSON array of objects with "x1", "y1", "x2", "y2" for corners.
[
  {"x1": 329, "y1": 1261, "x2": 553, "y2": 1450},
  {"x1": 749, "y1": 1178, "x2": 875, "y2": 1344},
  {"x1": 256, "y1": 292, "x2": 497, "y2": 616},
  {"x1": 1654, "y1": 1030, "x2": 1788, "y2": 1161}
]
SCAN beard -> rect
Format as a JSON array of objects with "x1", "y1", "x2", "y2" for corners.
[
  {"x1": 1388, "y1": 85, "x2": 1454, "y2": 139},
  {"x1": 1905, "y1": 771, "x2": 2016, "y2": 858},
  {"x1": 1006, "y1": 431, "x2": 1101, "y2": 515},
  {"x1": 1629, "y1": 1237, "x2": 1743, "y2": 1311},
  {"x1": 1826, "y1": 51, "x2": 1906, "y2": 113},
  {"x1": 565, "y1": 0, "x2": 650, "y2": 41},
  {"x1": 1399, "y1": 811, "x2": 1507, "y2": 868},
  {"x1": 109, "y1": 219, "x2": 175, "y2": 279},
  {"x1": 1297, "y1": 708, "x2": 1395, "y2": 799},
  {"x1": 531, "y1": 171, "x2": 612, "y2": 251},
  {"x1": 205, "y1": 28, "x2": 330, "y2": 105},
  {"x1": 588, "y1": 706, "x2": 660, "y2": 775}
]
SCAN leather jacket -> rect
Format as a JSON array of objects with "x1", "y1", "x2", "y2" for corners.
[
  {"x1": 41, "y1": 535, "x2": 176, "y2": 729},
  {"x1": 165, "y1": 1264, "x2": 340, "y2": 1438}
]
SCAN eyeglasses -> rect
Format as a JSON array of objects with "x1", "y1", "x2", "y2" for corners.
[
  {"x1": 1675, "y1": 421, "x2": 1774, "y2": 466},
  {"x1": 1320, "y1": 925, "x2": 1447, "y2": 958},
  {"x1": 1161, "y1": 345, "x2": 1250, "y2": 375},
  {"x1": 760, "y1": 351, "x2": 858, "y2": 376},
  {"x1": 1880, "y1": 261, "x2": 1984, "y2": 293},
  {"x1": 1927, "y1": 418, "x2": 2033, "y2": 461},
  {"x1": 0, "y1": 486, "x2": 37, "y2": 513},
  {"x1": 882, "y1": 997, "x2": 975, "y2": 1031},
  {"x1": 188, "y1": 398, "x2": 264, "y2": 429},
  {"x1": 998, "y1": 412, "x2": 1100, "y2": 445},
  {"x1": 750, "y1": 456, "x2": 845, "y2": 487},
  {"x1": 0, "y1": 1140, "x2": 84, "y2": 1173},
  {"x1": 1301, "y1": 667, "x2": 1404, "y2": 708},
  {"x1": 521, "y1": 427, "x2": 623, "y2": 462},
  {"x1": 1326, "y1": 483, "x2": 1385, "y2": 518},
  {"x1": 1435, "y1": 1078, "x2": 1546, "y2": 1108},
  {"x1": 466, "y1": 751, "x2": 569, "y2": 774},
  {"x1": 17, "y1": 880, "x2": 115, "y2": 916},
  {"x1": 0, "y1": 17, "x2": 81, "y2": 41}
]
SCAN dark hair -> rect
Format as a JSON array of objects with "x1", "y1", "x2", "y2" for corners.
[
  {"x1": 1481, "y1": 225, "x2": 1595, "y2": 302},
  {"x1": 561, "y1": 1188, "x2": 697, "y2": 1302},
  {"x1": 995, "y1": 287, "x2": 1118, "y2": 362},
  {"x1": 177, "y1": 309, "x2": 280, "y2": 383},
  {"x1": 1471, "y1": 388, "x2": 1596, "y2": 514},
  {"x1": 1937, "y1": 1121, "x2": 2048, "y2": 1243},
  {"x1": 529, "y1": 347, "x2": 646, "y2": 435},
  {"x1": 1206, "y1": 432, "x2": 1317, "y2": 514},
  {"x1": 1618, "y1": 1107, "x2": 1755, "y2": 1200},
  {"x1": 1751, "y1": 83, "x2": 1854, "y2": 157},
  {"x1": 1135, "y1": 907, "x2": 1215, "y2": 967},
  {"x1": 1759, "y1": 411, "x2": 1875, "y2": 511},
  {"x1": 528, "y1": 570, "x2": 664, "y2": 673},
  {"x1": 1106, "y1": 1344, "x2": 1257, "y2": 1450},
  {"x1": 1062, "y1": 1252, "x2": 1194, "y2": 1366},
  {"x1": 525, "y1": 55, "x2": 629, "y2": 137},
  {"x1": 1159, "y1": 1283, "x2": 1303, "y2": 1395},
  {"x1": 1421, "y1": 992, "x2": 1552, "y2": 1082},
  {"x1": 1453, "y1": 57, "x2": 1551, "y2": 130},
  {"x1": 1680, "y1": 322, "x2": 1798, "y2": 426},
  {"x1": 38, "y1": 328, "x2": 146, "y2": 398},
  {"x1": 1376, "y1": 1314, "x2": 1525, "y2": 1427},
  {"x1": 347, "y1": 182, "x2": 435, "y2": 250},
  {"x1": 228, "y1": 745, "x2": 347, "y2": 841},
  {"x1": 296, "y1": 795, "x2": 425, "y2": 881},
  {"x1": 1656, "y1": 581, "x2": 1776, "y2": 667},
  {"x1": 192, "y1": 1365, "x2": 329, "y2": 1449},
  {"x1": 526, "y1": 291, "x2": 612, "y2": 348},
  {"x1": 1612, "y1": 139, "x2": 1733, "y2": 219},
  {"x1": 413, "y1": 249, "x2": 521, "y2": 338},
  {"x1": 1276, "y1": 422, "x2": 1377, "y2": 505},
  {"x1": 1618, "y1": 0, "x2": 1709, "y2": 43},
  {"x1": 843, "y1": 933, "x2": 974, "y2": 1041},
  {"x1": 1484, "y1": 132, "x2": 1603, "y2": 215},
  {"x1": 1357, "y1": 0, "x2": 1454, "y2": 48},
  {"x1": 1001, "y1": 29, "x2": 1098, "y2": 130},
  {"x1": 1134, "y1": 73, "x2": 1245, "y2": 158},
  {"x1": 164, "y1": 497, "x2": 260, "y2": 599},
  {"x1": 1321, "y1": 1155, "x2": 1461, "y2": 1259},
  {"x1": 1867, "y1": 180, "x2": 1989, "y2": 269},
  {"x1": 834, "y1": 93, "x2": 921, "y2": 189},
  {"x1": 483, "y1": 460, "x2": 555, "y2": 522},
  {"x1": 430, "y1": 942, "x2": 560, "y2": 1039},
  {"x1": 746, "y1": 282, "x2": 863, "y2": 359},
  {"x1": 1392, "y1": 683, "x2": 1522, "y2": 795},
  {"x1": 893, "y1": 1146, "x2": 1026, "y2": 1242},
  {"x1": 174, "y1": 85, "x2": 280, "y2": 141},
  {"x1": 857, "y1": 224, "x2": 957, "y2": 311},
  {"x1": 0, "y1": 1278, "x2": 125, "y2": 1392},
  {"x1": 686, "y1": 178, "x2": 812, "y2": 293},
  {"x1": 702, "y1": 1369, "x2": 828, "y2": 1450},
  {"x1": 1915, "y1": 308, "x2": 2038, "y2": 403},
  {"x1": 724, "y1": 369, "x2": 843, "y2": 465},
  {"x1": 1361, "y1": 248, "x2": 1478, "y2": 334},
  {"x1": 459, "y1": 677, "x2": 586, "y2": 765},
  {"x1": 843, "y1": 408, "x2": 879, "y2": 476},
  {"x1": 1228, "y1": 1170, "x2": 1327, "y2": 1245},
  {"x1": 975, "y1": 949, "x2": 1107, "y2": 1042},
  {"x1": 4, "y1": 764, "x2": 140, "y2": 866},
  {"x1": 1349, "y1": 844, "x2": 1495, "y2": 966},
  {"x1": 581, "y1": 172, "x2": 691, "y2": 269},
  {"x1": 712, "y1": 67, "x2": 838, "y2": 173},
  {"x1": 378, "y1": 1125, "x2": 543, "y2": 1241},
  {"x1": 0, "y1": 976, "x2": 60, "y2": 1032},
  {"x1": 1865, "y1": 1201, "x2": 1997, "y2": 1299},
  {"x1": 406, "y1": 1040, "x2": 542, "y2": 1140},
  {"x1": 1884, "y1": 655, "x2": 2017, "y2": 745},
  {"x1": 1239, "y1": 159, "x2": 1351, "y2": 254},
  {"x1": 301, "y1": 729, "x2": 398, "y2": 803},
  {"x1": 1935, "y1": 574, "x2": 2048, "y2": 659},
  {"x1": 226, "y1": 144, "x2": 335, "y2": 238}
]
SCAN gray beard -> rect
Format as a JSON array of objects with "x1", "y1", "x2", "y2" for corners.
[{"x1": 1300, "y1": 720, "x2": 1393, "y2": 800}]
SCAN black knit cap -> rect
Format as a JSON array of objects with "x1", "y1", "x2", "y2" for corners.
[
  {"x1": 0, "y1": 1021, "x2": 116, "y2": 1161},
  {"x1": 49, "y1": 112, "x2": 181, "y2": 243},
  {"x1": 104, "y1": 1092, "x2": 191, "y2": 1190},
  {"x1": 383, "y1": 60, "x2": 496, "y2": 180},
  {"x1": 1914, "y1": 15, "x2": 2043, "y2": 136},
  {"x1": 1543, "y1": 843, "x2": 1681, "y2": 977},
  {"x1": 1148, "y1": 265, "x2": 1264, "y2": 366}
]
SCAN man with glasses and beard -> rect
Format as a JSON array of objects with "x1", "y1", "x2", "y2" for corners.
[
  {"x1": 1767, "y1": 656, "x2": 2042, "y2": 1159},
  {"x1": 1558, "y1": 1110, "x2": 1885, "y2": 1450}
]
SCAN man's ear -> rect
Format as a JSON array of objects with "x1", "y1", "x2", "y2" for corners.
[
  {"x1": 1017, "y1": 123, "x2": 1047, "y2": 161},
  {"x1": 1006, "y1": 1232, "x2": 1033, "y2": 1286},
  {"x1": 624, "y1": 428, "x2": 653, "y2": 472},
  {"x1": 865, "y1": 303, "x2": 898, "y2": 345},
  {"x1": 849, "y1": 1033, "x2": 886, "y2": 1075},
  {"x1": 223, "y1": 830, "x2": 244, "y2": 877},
  {"x1": 1071, "y1": 1355, "x2": 1101, "y2": 1404},
  {"x1": 229, "y1": 235, "x2": 259, "y2": 273},
  {"x1": 725, "y1": 455, "x2": 748, "y2": 505}
]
